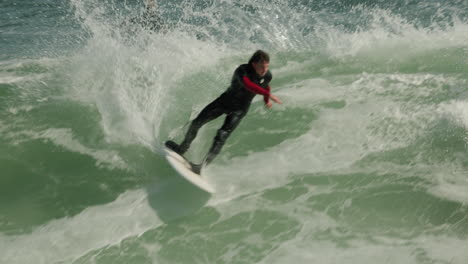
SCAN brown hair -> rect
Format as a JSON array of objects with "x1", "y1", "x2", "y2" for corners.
[{"x1": 248, "y1": 50, "x2": 270, "y2": 64}]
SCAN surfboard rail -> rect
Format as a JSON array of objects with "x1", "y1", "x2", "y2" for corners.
[{"x1": 164, "y1": 147, "x2": 215, "y2": 193}]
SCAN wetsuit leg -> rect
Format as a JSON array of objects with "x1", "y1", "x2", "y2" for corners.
[
  {"x1": 178, "y1": 98, "x2": 225, "y2": 154},
  {"x1": 204, "y1": 110, "x2": 246, "y2": 165}
]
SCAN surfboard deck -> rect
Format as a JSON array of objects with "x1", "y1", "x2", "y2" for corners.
[{"x1": 164, "y1": 147, "x2": 215, "y2": 193}]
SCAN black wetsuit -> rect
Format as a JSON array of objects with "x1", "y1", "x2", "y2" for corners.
[{"x1": 173, "y1": 63, "x2": 272, "y2": 165}]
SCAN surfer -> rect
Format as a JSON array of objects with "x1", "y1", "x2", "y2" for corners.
[{"x1": 166, "y1": 50, "x2": 282, "y2": 173}]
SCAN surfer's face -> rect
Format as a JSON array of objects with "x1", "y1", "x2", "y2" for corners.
[{"x1": 252, "y1": 61, "x2": 269, "y2": 76}]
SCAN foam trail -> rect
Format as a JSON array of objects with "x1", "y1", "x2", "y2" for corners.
[
  {"x1": 439, "y1": 100, "x2": 468, "y2": 131},
  {"x1": 0, "y1": 190, "x2": 161, "y2": 264},
  {"x1": 259, "y1": 235, "x2": 468, "y2": 264}
]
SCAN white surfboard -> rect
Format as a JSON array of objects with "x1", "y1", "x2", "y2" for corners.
[{"x1": 164, "y1": 147, "x2": 215, "y2": 193}]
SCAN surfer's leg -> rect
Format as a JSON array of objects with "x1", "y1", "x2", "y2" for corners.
[
  {"x1": 204, "y1": 110, "x2": 245, "y2": 165},
  {"x1": 178, "y1": 100, "x2": 225, "y2": 154}
]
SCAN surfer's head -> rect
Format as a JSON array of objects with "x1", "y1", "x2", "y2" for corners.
[{"x1": 249, "y1": 50, "x2": 270, "y2": 77}]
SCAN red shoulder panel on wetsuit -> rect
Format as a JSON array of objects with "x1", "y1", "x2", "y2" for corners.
[{"x1": 242, "y1": 76, "x2": 271, "y2": 97}]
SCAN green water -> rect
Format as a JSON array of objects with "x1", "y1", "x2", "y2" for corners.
[{"x1": 1, "y1": 0, "x2": 468, "y2": 263}]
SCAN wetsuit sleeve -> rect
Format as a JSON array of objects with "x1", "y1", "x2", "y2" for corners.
[{"x1": 242, "y1": 76, "x2": 271, "y2": 96}]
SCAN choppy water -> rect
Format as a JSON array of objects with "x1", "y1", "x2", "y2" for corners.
[{"x1": 1, "y1": 0, "x2": 468, "y2": 263}]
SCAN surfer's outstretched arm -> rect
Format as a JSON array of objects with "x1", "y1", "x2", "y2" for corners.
[{"x1": 242, "y1": 77, "x2": 282, "y2": 107}]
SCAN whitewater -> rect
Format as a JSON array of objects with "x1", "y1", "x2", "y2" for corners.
[{"x1": 1, "y1": 0, "x2": 467, "y2": 263}]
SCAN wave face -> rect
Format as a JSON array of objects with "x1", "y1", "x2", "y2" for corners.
[{"x1": 1, "y1": 0, "x2": 467, "y2": 263}]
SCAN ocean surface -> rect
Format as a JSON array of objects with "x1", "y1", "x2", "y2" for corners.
[{"x1": 1, "y1": 0, "x2": 468, "y2": 263}]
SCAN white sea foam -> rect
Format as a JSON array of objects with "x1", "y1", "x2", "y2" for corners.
[
  {"x1": 258, "y1": 234, "x2": 468, "y2": 264},
  {"x1": 3, "y1": 1, "x2": 467, "y2": 263},
  {"x1": 439, "y1": 100, "x2": 468, "y2": 131},
  {"x1": 0, "y1": 75, "x2": 27, "y2": 84},
  {"x1": 65, "y1": 28, "x2": 229, "y2": 150},
  {"x1": 6, "y1": 128, "x2": 128, "y2": 170},
  {"x1": 321, "y1": 9, "x2": 468, "y2": 59},
  {"x1": 0, "y1": 189, "x2": 162, "y2": 264}
]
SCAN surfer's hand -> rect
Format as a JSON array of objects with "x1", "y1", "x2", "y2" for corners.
[
  {"x1": 265, "y1": 101, "x2": 273, "y2": 108},
  {"x1": 270, "y1": 94, "x2": 282, "y2": 104}
]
